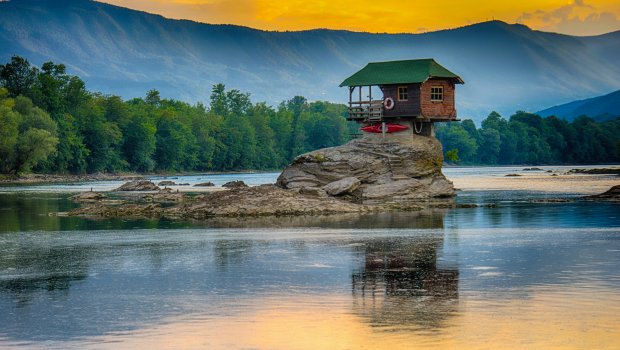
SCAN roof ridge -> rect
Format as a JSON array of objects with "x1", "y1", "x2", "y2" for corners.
[
  {"x1": 340, "y1": 58, "x2": 463, "y2": 87},
  {"x1": 367, "y1": 58, "x2": 435, "y2": 64}
]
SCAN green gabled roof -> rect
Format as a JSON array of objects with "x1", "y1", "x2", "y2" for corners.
[{"x1": 339, "y1": 58, "x2": 464, "y2": 87}]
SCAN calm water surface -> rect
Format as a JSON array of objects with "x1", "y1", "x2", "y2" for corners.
[{"x1": 0, "y1": 169, "x2": 619, "y2": 349}]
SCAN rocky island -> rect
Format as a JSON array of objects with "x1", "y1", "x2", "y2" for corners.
[{"x1": 68, "y1": 135, "x2": 457, "y2": 219}]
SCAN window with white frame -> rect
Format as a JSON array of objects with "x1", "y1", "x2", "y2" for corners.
[
  {"x1": 398, "y1": 86, "x2": 408, "y2": 101},
  {"x1": 430, "y1": 86, "x2": 443, "y2": 101}
]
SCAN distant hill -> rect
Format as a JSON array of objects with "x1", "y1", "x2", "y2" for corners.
[
  {"x1": 1, "y1": 0, "x2": 620, "y2": 121},
  {"x1": 537, "y1": 90, "x2": 620, "y2": 122}
]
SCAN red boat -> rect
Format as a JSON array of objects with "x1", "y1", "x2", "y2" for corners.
[{"x1": 360, "y1": 123, "x2": 410, "y2": 133}]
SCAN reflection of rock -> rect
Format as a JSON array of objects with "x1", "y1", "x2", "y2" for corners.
[
  {"x1": 115, "y1": 180, "x2": 160, "y2": 191},
  {"x1": 351, "y1": 236, "x2": 458, "y2": 330},
  {"x1": 585, "y1": 185, "x2": 620, "y2": 201},
  {"x1": 277, "y1": 137, "x2": 455, "y2": 203},
  {"x1": 0, "y1": 246, "x2": 90, "y2": 305},
  {"x1": 176, "y1": 210, "x2": 447, "y2": 229}
]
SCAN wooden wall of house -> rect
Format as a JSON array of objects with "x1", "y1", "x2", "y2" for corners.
[
  {"x1": 420, "y1": 79, "x2": 456, "y2": 119},
  {"x1": 380, "y1": 79, "x2": 456, "y2": 120},
  {"x1": 381, "y1": 84, "x2": 421, "y2": 117}
]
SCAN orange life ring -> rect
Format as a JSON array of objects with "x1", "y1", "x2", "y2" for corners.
[{"x1": 384, "y1": 97, "x2": 394, "y2": 110}]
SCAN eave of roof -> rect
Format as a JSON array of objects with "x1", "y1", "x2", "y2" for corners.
[{"x1": 339, "y1": 58, "x2": 464, "y2": 87}]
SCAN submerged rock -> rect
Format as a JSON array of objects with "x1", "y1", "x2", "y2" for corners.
[
  {"x1": 223, "y1": 180, "x2": 248, "y2": 188},
  {"x1": 145, "y1": 188, "x2": 185, "y2": 202},
  {"x1": 70, "y1": 191, "x2": 107, "y2": 202},
  {"x1": 115, "y1": 180, "x2": 160, "y2": 191},
  {"x1": 158, "y1": 180, "x2": 176, "y2": 186},
  {"x1": 277, "y1": 137, "x2": 454, "y2": 203},
  {"x1": 585, "y1": 185, "x2": 620, "y2": 201},
  {"x1": 568, "y1": 168, "x2": 620, "y2": 175},
  {"x1": 194, "y1": 182, "x2": 215, "y2": 187}
]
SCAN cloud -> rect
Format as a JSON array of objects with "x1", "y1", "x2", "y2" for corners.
[{"x1": 516, "y1": 0, "x2": 620, "y2": 35}]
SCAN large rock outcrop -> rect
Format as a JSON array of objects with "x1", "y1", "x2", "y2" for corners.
[
  {"x1": 276, "y1": 136, "x2": 455, "y2": 204},
  {"x1": 67, "y1": 135, "x2": 456, "y2": 220}
]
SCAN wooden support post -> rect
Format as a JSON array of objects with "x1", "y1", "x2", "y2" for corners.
[
  {"x1": 349, "y1": 87, "x2": 353, "y2": 108},
  {"x1": 381, "y1": 121, "x2": 386, "y2": 141},
  {"x1": 358, "y1": 86, "x2": 362, "y2": 104}
]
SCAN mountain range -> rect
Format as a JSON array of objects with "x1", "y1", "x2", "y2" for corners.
[
  {"x1": 1, "y1": 0, "x2": 620, "y2": 122},
  {"x1": 537, "y1": 89, "x2": 620, "y2": 122}
]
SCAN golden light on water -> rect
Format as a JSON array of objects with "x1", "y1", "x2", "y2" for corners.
[{"x1": 62, "y1": 285, "x2": 620, "y2": 349}]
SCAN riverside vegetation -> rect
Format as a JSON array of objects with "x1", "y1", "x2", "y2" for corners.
[{"x1": 1, "y1": 55, "x2": 619, "y2": 177}]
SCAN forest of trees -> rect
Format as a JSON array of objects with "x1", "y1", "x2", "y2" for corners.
[
  {"x1": 435, "y1": 112, "x2": 620, "y2": 165},
  {"x1": 0, "y1": 56, "x2": 354, "y2": 174},
  {"x1": 1, "y1": 55, "x2": 618, "y2": 175}
]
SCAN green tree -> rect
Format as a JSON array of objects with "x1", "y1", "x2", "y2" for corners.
[
  {"x1": 15, "y1": 128, "x2": 59, "y2": 173},
  {"x1": 145, "y1": 89, "x2": 161, "y2": 107},
  {"x1": 209, "y1": 84, "x2": 228, "y2": 116},
  {"x1": 77, "y1": 98, "x2": 125, "y2": 172},
  {"x1": 0, "y1": 104, "x2": 19, "y2": 172},
  {"x1": 284, "y1": 96, "x2": 308, "y2": 159},
  {"x1": 0, "y1": 56, "x2": 38, "y2": 97},
  {"x1": 0, "y1": 94, "x2": 59, "y2": 173},
  {"x1": 123, "y1": 116, "x2": 156, "y2": 172},
  {"x1": 436, "y1": 123, "x2": 478, "y2": 163},
  {"x1": 477, "y1": 128, "x2": 501, "y2": 164},
  {"x1": 445, "y1": 149, "x2": 459, "y2": 163},
  {"x1": 155, "y1": 112, "x2": 191, "y2": 171}
]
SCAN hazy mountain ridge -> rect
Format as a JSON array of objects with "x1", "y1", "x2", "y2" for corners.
[
  {"x1": 537, "y1": 89, "x2": 620, "y2": 122},
  {"x1": 1, "y1": 0, "x2": 619, "y2": 121}
]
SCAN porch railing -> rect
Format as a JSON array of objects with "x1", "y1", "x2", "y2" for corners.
[{"x1": 347, "y1": 100, "x2": 383, "y2": 121}]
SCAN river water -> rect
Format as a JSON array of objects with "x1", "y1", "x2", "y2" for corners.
[{"x1": 0, "y1": 167, "x2": 619, "y2": 349}]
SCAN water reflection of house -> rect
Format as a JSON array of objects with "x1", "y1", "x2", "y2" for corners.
[{"x1": 351, "y1": 236, "x2": 458, "y2": 330}]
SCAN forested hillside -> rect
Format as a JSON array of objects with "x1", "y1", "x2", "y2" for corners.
[
  {"x1": 0, "y1": 56, "x2": 352, "y2": 174},
  {"x1": 1, "y1": 0, "x2": 620, "y2": 120},
  {"x1": 436, "y1": 113, "x2": 620, "y2": 165}
]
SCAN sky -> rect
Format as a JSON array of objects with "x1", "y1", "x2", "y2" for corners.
[{"x1": 99, "y1": 0, "x2": 620, "y2": 36}]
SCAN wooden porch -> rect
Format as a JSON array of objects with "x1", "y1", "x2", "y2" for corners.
[
  {"x1": 347, "y1": 86, "x2": 383, "y2": 122},
  {"x1": 347, "y1": 100, "x2": 383, "y2": 121}
]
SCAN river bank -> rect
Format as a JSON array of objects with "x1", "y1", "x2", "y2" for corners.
[{"x1": 1, "y1": 165, "x2": 617, "y2": 187}]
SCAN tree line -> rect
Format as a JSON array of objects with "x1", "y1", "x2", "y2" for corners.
[
  {"x1": 1, "y1": 55, "x2": 618, "y2": 174},
  {"x1": 436, "y1": 111, "x2": 620, "y2": 165},
  {"x1": 0, "y1": 56, "x2": 354, "y2": 174}
]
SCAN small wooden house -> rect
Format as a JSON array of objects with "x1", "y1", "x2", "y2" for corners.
[{"x1": 340, "y1": 59, "x2": 464, "y2": 137}]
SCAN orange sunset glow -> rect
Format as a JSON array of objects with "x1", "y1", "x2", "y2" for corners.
[
  {"x1": 99, "y1": 0, "x2": 620, "y2": 35},
  {"x1": 57, "y1": 289, "x2": 620, "y2": 350}
]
